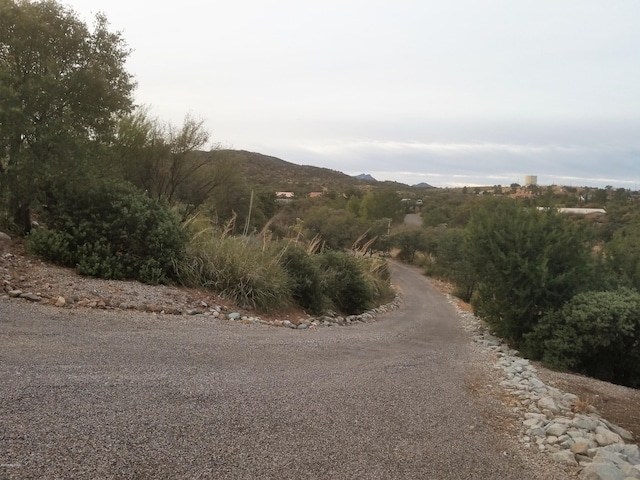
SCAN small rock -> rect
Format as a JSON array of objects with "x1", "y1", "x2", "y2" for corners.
[
  {"x1": 581, "y1": 461, "x2": 628, "y2": 480},
  {"x1": 546, "y1": 423, "x2": 567, "y2": 437},
  {"x1": 594, "y1": 426, "x2": 623, "y2": 447},
  {"x1": 297, "y1": 323, "x2": 308, "y2": 330},
  {"x1": 7, "y1": 289, "x2": 22, "y2": 298},
  {"x1": 571, "y1": 441, "x2": 591, "y2": 456},
  {"x1": 227, "y1": 312, "x2": 241, "y2": 320},
  {"x1": 551, "y1": 450, "x2": 578, "y2": 466},
  {"x1": 538, "y1": 396, "x2": 560, "y2": 414},
  {"x1": 19, "y1": 292, "x2": 41, "y2": 302},
  {"x1": 605, "y1": 422, "x2": 636, "y2": 443},
  {"x1": 55, "y1": 296, "x2": 66, "y2": 307}
]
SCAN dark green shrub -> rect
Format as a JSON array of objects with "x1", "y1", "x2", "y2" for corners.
[
  {"x1": 29, "y1": 179, "x2": 186, "y2": 284},
  {"x1": 523, "y1": 288, "x2": 640, "y2": 388},
  {"x1": 466, "y1": 200, "x2": 591, "y2": 344},
  {"x1": 279, "y1": 245, "x2": 327, "y2": 315},
  {"x1": 315, "y1": 251, "x2": 374, "y2": 314}
]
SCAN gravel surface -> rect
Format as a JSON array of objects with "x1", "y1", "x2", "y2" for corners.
[{"x1": 1, "y1": 261, "x2": 576, "y2": 479}]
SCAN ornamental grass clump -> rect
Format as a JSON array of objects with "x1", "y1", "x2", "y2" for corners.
[{"x1": 177, "y1": 219, "x2": 292, "y2": 313}]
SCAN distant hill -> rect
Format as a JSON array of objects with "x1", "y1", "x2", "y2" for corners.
[
  {"x1": 202, "y1": 149, "x2": 433, "y2": 194},
  {"x1": 413, "y1": 182, "x2": 436, "y2": 189},
  {"x1": 354, "y1": 173, "x2": 377, "y2": 182},
  {"x1": 204, "y1": 149, "x2": 373, "y2": 193}
]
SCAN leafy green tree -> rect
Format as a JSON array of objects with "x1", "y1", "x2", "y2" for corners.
[
  {"x1": 113, "y1": 111, "x2": 217, "y2": 217},
  {"x1": 0, "y1": 0, "x2": 135, "y2": 232},
  {"x1": 524, "y1": 288, "x2": 640, "y2": 388},
  {"x1": 465, "y1": 199, "x2": 591, "y2": 344},
  {"x1": 303, "y1": 206, "x2": 366, "y2": 250},
  {"x1": 359, "y1": 191, "x2": 376, "y2": 220},
  {"x1": 372, "y1": 188, "x2": 405, "y2": 223},
  {"x1": 391, "y1": 229, "x2": 430, "y2": 263}
]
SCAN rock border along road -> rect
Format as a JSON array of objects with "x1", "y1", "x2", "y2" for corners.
[{"x1": 1, "y1": 261, "x2": 574, "y2": 479}]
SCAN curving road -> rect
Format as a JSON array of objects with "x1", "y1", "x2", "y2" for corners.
[{"x1": 1, "y1": 261, "x2": 566, "y2": 479}]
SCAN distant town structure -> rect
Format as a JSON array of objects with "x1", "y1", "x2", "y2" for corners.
[{"x1": 525, "y1": 175, "x2": 538, "y2": 186}]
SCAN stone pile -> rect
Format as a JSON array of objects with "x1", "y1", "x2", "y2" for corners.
[{"x1": 452, "y1": 296, "x2": 639, "y2": 480}]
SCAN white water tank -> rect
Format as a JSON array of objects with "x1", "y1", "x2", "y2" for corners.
[{"x1": 525, "y1": 175, "x2": 538, "y2": 186}]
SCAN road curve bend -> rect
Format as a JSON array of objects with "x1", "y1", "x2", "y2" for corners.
[{"x1": 1, "y1": 261, "x2": 570, "y2": 479}]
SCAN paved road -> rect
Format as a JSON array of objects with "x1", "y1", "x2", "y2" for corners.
[
  {"x1": 1, "y1": 262, "x2": 563, "y2": 479},
  {"x1": 403, "y1": 213, "x2": 422, "y2": 227}
]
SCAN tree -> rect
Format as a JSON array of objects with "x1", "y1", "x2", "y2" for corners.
[
  {"x1": 303, "y1": 206, "x2": 365, "y2": 250},
  {"x1": 0, "y1": 0, "x2": 135, "y2": 232},
  {"x1": 113, "y1": 111, "x2": 214, "y2": 216},
  {"x1": 391, "y1": 229, "x2": 429, "y2": 263},
  {"x1": 465, "y1": 199, "x2": 591, "y2": 344}
]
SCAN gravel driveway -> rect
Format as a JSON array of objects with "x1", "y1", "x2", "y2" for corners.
[{"x1": 1, "y1": 261, "x2": 571, "y2": 479}]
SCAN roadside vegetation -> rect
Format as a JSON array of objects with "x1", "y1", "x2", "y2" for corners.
[
  {"x1": 2, "y1": 0, "x2": 639, "y2": 388},
  {"x1": 396, "y1": 186, "x2": 640, "y2": 389},
  {"x1": 0, "y1": 0, "x2": 399, "y2": 317}
]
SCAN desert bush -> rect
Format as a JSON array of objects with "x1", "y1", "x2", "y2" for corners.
[
  {"x1": 523, "y1": 288, "x2": 640, "y2": 388},
  {"x1": 466, "y1": 200, "x2": 590, "y2": 344},
  {"x1": 29, "y1": 179, "x2": 186, "y2": 284},
  {"x1": 315, "y1": 250, "x2": 374, "y2": 314},
  {"x1": 278, "y1": 244, "x2": 327, "y2": 315},
  {"x1": 176, "y1": 227, "x2": 292, "y2": 313}
]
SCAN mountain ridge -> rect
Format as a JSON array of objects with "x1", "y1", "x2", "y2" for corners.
[{"x1": 205, "y1": 149, "x2": 437, "y2": 193}]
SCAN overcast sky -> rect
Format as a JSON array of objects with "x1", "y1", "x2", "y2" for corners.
[{"x1": 65, "y1": 0, "x2": 640, "y2": 189}]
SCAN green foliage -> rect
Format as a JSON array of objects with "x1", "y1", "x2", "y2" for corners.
[
  {"x1": 176, "y1": 226, "x2": 292, "y2": 313},
  {"x1": 604, "y1": 221, "x2": 640, "y2": 291},
  {"x1": 423, "y1": 228, "x2": 476, "y2": 302},
  {"x1": 279, "y1": 244, "x2": 327, "y2": 315},
  {"x1": 315, "y1": 251, "x2": 374, "y2": 314},
  {"x1": 303, "y1": 206, "x2": 366, "y2": 250},
  {"x1": 357, "y1": 256, "x2": 396, "y2": 306},
  {"x1": 523, "y1": 288, "x2": 640, "y2": 388},
  {"x1": 0, "y1": 0, "x2": 135, "y2": 233},
  {"x1": 465, "y1": 199, "x2": 591, "y2": 343},
  {"x1": 358, "y1": 189, "x2": 404, "y2": 223},
  {"x1": 391, "y1": 229, "x2": 430, "y2": 263},
  {"x1": 28, "y1": 179, "x2": 186, "y2": 284}
]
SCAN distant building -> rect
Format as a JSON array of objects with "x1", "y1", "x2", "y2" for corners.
[
  {"x1": 537, "y1": 207, "x2": 606, "y2": 219},
  {"x1": 276, "y1": 191, "x2": 294, "y2": 199},
  {"x1": 525, "y1": 175, "x2": 538, "y2": 186}
]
